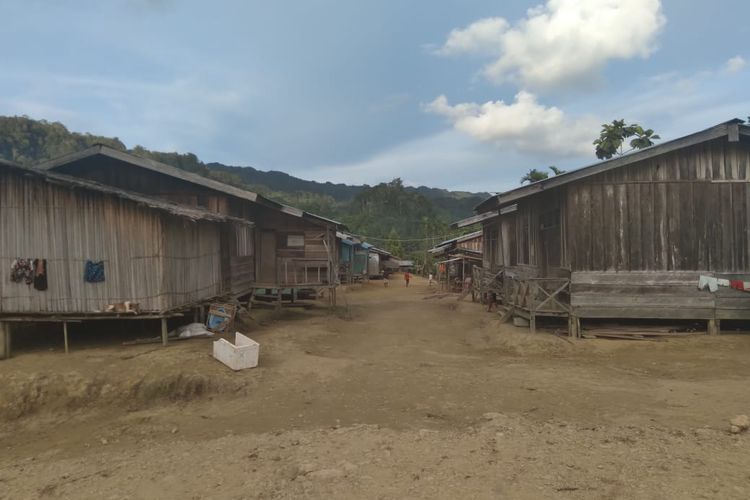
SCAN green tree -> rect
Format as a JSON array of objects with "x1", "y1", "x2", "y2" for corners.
[
  {"x1": 384, "y1": 227, "x2": 404, "y2": 258},
  {"x1": 520, "y1": 166, "x2": 565, "y2": 184},
  {"x1": 593, "y1": 119, "x2": 660, "y2": 160},
  {"x1": 548, "y1": 165, "x2": 566, "y2": 176}
]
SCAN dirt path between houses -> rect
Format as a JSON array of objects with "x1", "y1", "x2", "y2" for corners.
[{"x1": 2, "y1": 276, "x2": 750, "y2": 499}]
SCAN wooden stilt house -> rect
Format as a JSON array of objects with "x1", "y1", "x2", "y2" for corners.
[
  {"x1": 0, "y1": 159, "x2": 251, "y2": 358},
  {"x1": 428, "y1": 230, "x2": 483, "y2": 292},
  {"x1": 37, "y1": 145, "x2": 343, "y2": 299},
  {"x1": 455, "y1": 120, "x2": 750, "y2": 336},
  {"x1": 337, "y1": 232, "x2": 369, "y2": 284}
]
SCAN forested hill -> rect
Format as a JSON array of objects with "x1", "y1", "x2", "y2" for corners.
[{"x1": 0, "y1": 115, "x2": 489, "y2": 260}]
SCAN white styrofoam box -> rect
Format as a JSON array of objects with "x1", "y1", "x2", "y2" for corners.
[{"x1": 213, "y1": 332, "x2": 259, "y2": 370}]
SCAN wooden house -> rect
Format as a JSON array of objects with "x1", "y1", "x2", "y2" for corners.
[
  {"x1": 37, "y1": 145, "x2": 343, "y2": 299},
  {"x1": 429, "y1": 230, "x2": 483, "y2": 291},
  {"x1": 337, "y1": 232, "x2": 369, "y2": 283},
  {"x1": 0, "y1": 159, "x2": 251, "y2": 358},
  {"x1": 367, "y1": 247, "x2": 395, "y2": 278},
  {"x1": 455, "y1": 120, "x2": 750, "y2": 335}
]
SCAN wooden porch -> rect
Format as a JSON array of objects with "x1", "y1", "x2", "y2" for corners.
[{"x1": 474, "y1": 267, "x2": 578, "y2": 337}]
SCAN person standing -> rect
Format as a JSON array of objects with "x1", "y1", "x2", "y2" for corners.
[{"x1": 404, "y1": 271, "x2": 411, "y2": 287}]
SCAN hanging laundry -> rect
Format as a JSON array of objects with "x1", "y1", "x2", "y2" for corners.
[
  {"x1": 698, "y1": 275, "x2": 748, "y2": 293},
  {"x1": 697, "y1": 275, "x2": 718, "y2": 292},
  {"x1": 730, "y1": 279, "x2": 750, "y2": 292},
  {"x1": 32, "y1": 258, "x2": 48, "y2": 291},
  {"x1": 84, "y1": 260, "x2": 105, "y2": 283},
  {"x1": 10, "y1": 258, "x2": 34, "y2": 284}
]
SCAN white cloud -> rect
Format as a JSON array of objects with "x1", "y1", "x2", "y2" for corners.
[
  {"x1": 725, "y1": 55, "x2": 746, "y2": 74},
  {"x1": 438, "y1": 0, "x2": 665, "y2": 89},
  {"x1": 437, "y1": 17, "x2": 509, "y2": 57},
  {"x1": 425, "y1": 91, "x2": 598, "y2": 156}
]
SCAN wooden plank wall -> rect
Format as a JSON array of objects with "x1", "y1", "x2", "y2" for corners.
[
  {"x1": 0, "y1": 172, "x2": 166, "y2": 313},
  {"x1": 566, "y1": 138, "x2": 750, "y2": 272},
  {"x1": 55, "y1": 157, "x2": 233, "y2": 215},
  {"x1": 565, "y1": 137, "x2": 750, "y2": 320},
  {"x1": 457, "y1": 236, "x2": 483, "y2": 252}
]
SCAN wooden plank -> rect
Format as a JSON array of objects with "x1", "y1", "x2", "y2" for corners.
[
  {"x1": 720, "y1": 183, "x2": 733, "y2": 271},
  {"x1": 654, "y1": 182, "x2": 668, "y2": 270},
  {"x1": 571, "y1": 270, "x2": 706, "y2": 284},
  {"x1": 640, "y1": 183, "x2": 655, "y2": 270},
  {"x1": 732, "y1": 182, "x2": 746, "y2": 270},
  {"x1": 614, "y1": 184, "x2": 629, "y2": 270},
  {"x1": 666, "y1": 182, "x2": 680, "y2": 270},
  {"x1": 63, "y1": 321, "x2": 69, "y2": 354},
  {"x1": 591, "y1": 184, "x2": 604, "y2": 270},
  {"x1": 572, "y1": 306, "x2": 715, "y2": 320},
  {"x1": 0, "y1": 322, "x2": 9, "y2": 360},
  {"x1": 161, "y1": 318, "x2": 169, "y2": 346},
  {"x1": 679, "y1": 181, "x2": 695, "y2": 269},
  {"x1": 579, "y1": 185, "x2": 592, "y2": 271}
]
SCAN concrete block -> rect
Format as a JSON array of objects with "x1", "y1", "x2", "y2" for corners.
[{"x1": 213, "y1": 332, "x2": 259, "y2": 370}]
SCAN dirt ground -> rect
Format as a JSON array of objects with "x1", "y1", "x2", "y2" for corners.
[{"x1": 2, "y1": 275, "x2": 750, "y2": 499}]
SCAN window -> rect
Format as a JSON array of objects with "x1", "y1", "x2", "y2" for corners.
[
  {"x1": 236, "y1": 225, "x2": 254, "y2": 257},
  {"x1": 286, "y1": 234, "x2": 305, "y2": 248}
]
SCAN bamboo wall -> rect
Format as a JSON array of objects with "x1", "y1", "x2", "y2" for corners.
[
  {"x1": 0, "y1": 171, "x2": 223, "y2": 315},
  {"x1": 161, "y1": 218, "x2": 223, "y2": 310}
]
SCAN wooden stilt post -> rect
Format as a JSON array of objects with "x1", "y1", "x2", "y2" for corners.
[
  {"x1": 0, "y1": 322, "x2": 10, "y2": 360},
  {"x1": 161, "y1": 318, "x2": 169, "y2": 346},
  {"x1": 276, "y1": 289, "x2": 283, "y2": 309},
  {"x1": 63, "y1": 321, "x2": 69, "y2": 354},
  {"x1": 708, "y1": 318, "x2": 720, "y2": 336}
]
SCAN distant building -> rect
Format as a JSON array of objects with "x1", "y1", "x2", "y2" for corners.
[{"x1": 429, "y1": 230, "x2": 483, "y2": 291}]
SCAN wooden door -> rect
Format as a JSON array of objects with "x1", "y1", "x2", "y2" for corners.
[{"x1": 259, "y1": 231, "x2": 277, "y2": 284}]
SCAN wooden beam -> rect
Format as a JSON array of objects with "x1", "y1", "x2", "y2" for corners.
[
  {"x1": 161, "y1": 318, "x2": 169, "y2": 346},
  {"x1": 63, "y1": 322, "x2": 69, "y2": 354},
  {"x1": 0, "y1": 322, "x2": 10, "y2": 360},
  {"x1": 708, "y1": 319, "x2": 721, "y2": 336}
]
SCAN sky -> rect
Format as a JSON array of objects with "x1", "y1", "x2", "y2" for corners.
[{"x1": 1, "y1": 0, "x2": 748, "y2": 193}]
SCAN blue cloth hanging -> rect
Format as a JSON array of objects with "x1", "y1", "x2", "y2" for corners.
[{"x1": 84, "y1": 260, "x2": 105, "y2": 283}]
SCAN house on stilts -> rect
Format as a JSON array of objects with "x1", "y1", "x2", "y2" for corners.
[
  {"x1": 428, "y1": 230, "x2": 483, "y2": 292},
  {"x1": 0, "y1": 158, "x2": 253, "y2": 359},
  {"x1": 337, "y1": 232, "x2": 370, "y2": 284},
  {"x1": 455, "y1": 119, "x2": 750, "y2": 336},
  {"x1": 36, "y1": 145, "x2": 344, "y2": 303}
]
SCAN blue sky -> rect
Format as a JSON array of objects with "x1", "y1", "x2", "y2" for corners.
[{"x1": 1, "y1": 0, "x2": 748, "y2": 192}]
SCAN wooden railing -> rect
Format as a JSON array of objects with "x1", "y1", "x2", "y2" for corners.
[
  {"x1": 278, "y1": 258, "x2": 331, "y2": 286},
  {"x1": 505, "y1": 275, "x2": 571, "y2": 332}
]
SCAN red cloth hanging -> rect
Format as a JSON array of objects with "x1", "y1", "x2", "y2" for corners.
[{"x1": 730, "y1": 279, "x2": 745, "y2": 291}]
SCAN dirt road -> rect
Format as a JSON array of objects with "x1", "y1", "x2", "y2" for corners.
[{"x1": 2, "y1": 276, "x2": 750, "y2": 499}]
